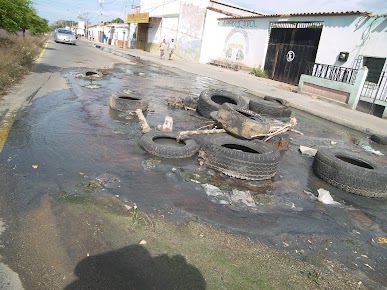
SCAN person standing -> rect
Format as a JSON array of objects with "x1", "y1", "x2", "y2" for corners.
[
  {"x1": 168, "y1": 39, "x2": 176, "y2": 60},
  {"x1": 160, "y1": 39, "x2": 167, "y2": 59}
]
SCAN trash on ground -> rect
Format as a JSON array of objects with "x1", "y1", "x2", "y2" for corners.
[
  {"x1": 135, "y1": 109, "x2": 151, "y2": 133},
  {"x1": 84, "y1": 84, "x2": 101, "y2": 89},
  {"x1": 167, "y1": 95, "x2": 197, "y2": 110},
  {"x1": 252, "y1": 117, "x2": 301, "y2": 141},
  {"x1": 361, "y1": 144, "x2": 384, "y2": 156},
  {"x1": 372, "y1": 237, "x2": 387, "y2": 244},
  {"x1": 299, "y1": 146, "x2": 318, "y2": 157},
  {"x1": 303, "y1": 190, "x2": 318, "y2": 200},
  {"x1": 229, "y1": 189, "x2": 256, "y2": 207},
  {"x1": 201, "y1": 184, "x2": 259, "y2": 209},
  {"x1": 157, "y1": 116, "x2": 173, "y2": 132},
  {"x1": 139, "y1": 239, "x2": 147, "y2": 245},
  {"x1": 32, "y1": 165, "x2": 38, "y2": 169},
  {"x1": 177, "y1": 128, "x2": 225, "y2": 140},
  {"x1": 142, "y1": 159, "x2": 161, "y2": 171},
  {"x1": 201, "y1": 184, "x2": 225, "y2": 198},
  {"x1": 317, "y1": 188, "x2": 341, "y2": 205}
]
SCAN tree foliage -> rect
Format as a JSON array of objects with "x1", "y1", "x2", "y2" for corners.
[
  {"x1": 50, "y1": 20, "x2": 76, "y2": 30},
  {"x1": 111, "y1": 18, "x2": 124, "y2": 23},
  {"x1": 0, "y1": 0, "x2": 50, "y2": 35}
]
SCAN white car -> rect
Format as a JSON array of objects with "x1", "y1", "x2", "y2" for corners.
[{"x1": 54, "y1": 29, "x2": 76, "y2": 45}]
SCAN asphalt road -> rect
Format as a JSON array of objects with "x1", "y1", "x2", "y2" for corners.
[
  {"x1": 0, "y1": 37, "x2": 386, "y2": 289},
  {"x1": 0, "y1": 38, "x2": 141, "y2": 289}
]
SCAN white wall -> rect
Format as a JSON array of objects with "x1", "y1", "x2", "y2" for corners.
[
  {"x1": 201, "y1": 17, "x2": 271, "y2": 67},
  {"x1": 206, "y1": 15, "x2": 387, "y2": 69},
  {"x1": 140, "y1": 0, "x2": 209, "y2": 17},
  {"x1": 314, "y1": 16, "x2": 387, "y2": 67},
  {"x1": 160, "y1": 16, "x2": 179, "y2": 41}
]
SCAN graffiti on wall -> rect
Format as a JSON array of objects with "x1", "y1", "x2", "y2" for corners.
[
  {"x1": 220, "y1": 19, "x2": 259, "y2": 28},
  {"x1": 223, "y1": 27, "x2": 249, "y2": 62}
]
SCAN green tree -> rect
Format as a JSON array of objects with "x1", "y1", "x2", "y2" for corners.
[
  {"x1": 51, "y1": 20, "x2": 75, "y2": 30},
  {"x1": 0, "y1": 0, "x2": 50, "y2": 35},
  {"x1": 111, "y1": 17, "x2": 124, "y2": 23}
]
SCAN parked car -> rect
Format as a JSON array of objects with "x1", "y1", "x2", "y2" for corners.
[{"x1": 54, "y1": 29, "x2": 76, "y2": 45}]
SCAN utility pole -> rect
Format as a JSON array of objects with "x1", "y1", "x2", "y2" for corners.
[
  {"x1": 78, "y1": 12, "x2": 91, "y2": 39},
  {"x1": 98, "y1": 0, "x2": 104, "y2": 43}
]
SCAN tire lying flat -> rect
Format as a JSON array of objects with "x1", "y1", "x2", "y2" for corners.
[
  {"x1": 139, "y1": 131, "x2": 199, "y2": 159},
  {"x1": 249, "y1": 98, "x2": 291, "y2": 118},
  {"x1": 202, "y1": 134, "x2": 281, "y2": 180},
  {"x1": 110, "y1": 93, "x2": 148, "y2": 112},
  {"x1": 197, "y1": 89, "x2": 247, "y2": 119},
  {"x1": 215, "y1": 103, "x2": 270, "y2": 139},
  {"x1": 263, "y1": 96, "x2": 289, "y2": 107},
  {"x1": 370, "y1": 134, "x2": 387, "y2": 146},
  {"x1": 313, "y1": 149, "x2": 387, "y2": 198}
]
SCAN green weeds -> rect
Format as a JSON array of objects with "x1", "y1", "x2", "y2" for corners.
[
  {"x1": 252, "y1": 66, "x2": 268, "y2": 78},
  {"x1": 0, "y1": 35, "x2": 46, "y2": 92}
]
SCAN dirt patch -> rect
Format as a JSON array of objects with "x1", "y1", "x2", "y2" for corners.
[
  {"x1": 6, "y1": 192, "x2": 365, "y2": 289},
  {"x1": 0, "y1": 35, "x2": 46, "y2": 93}
]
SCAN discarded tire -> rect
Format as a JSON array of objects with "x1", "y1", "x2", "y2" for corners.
[
  {"x1": 249, "y1": 98, "x2": 292, "y2": 118},
  {"x1": 370, "y1": 134, "x2": 387, "y2": 146},
  {"x1": 139, "y1": 131, "x2": 199, "y2": 158},
  {"x1": 110, "y1": 94, "x2": 148, "y2": 112},
  {"x1": 202, "y1": 134, "x2": 281, "y2": 180},
  {"x1": 197, "y1": 89, "x2": 247, "y2": 119},
  {"x1": 313, "y1": 149, "x2": 387, "y2": 198},
  {"x1": 215, "y1": 103, "x2": 270, "y2": 139},
  {"x1": 263, "y1": 96, "x2": 289, "y2": 107}
]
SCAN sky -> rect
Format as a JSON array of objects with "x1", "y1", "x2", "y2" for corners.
[{"x1": 32, "y1": 0, "x2": 386, "y2": 24}]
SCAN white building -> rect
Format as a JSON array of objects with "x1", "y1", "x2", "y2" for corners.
[
  {"x1": 209, "y1": 12, "x2": 387, "y2": 117},
  {"x1": 76, "y1": 21, "x2": 85, "y2": 37},
  {"x1": 131, "y1": 0, "x2": 262, "y2": 62},
  {"x1": 87, "y1": 22, "x2": 134, "y2": 48}
]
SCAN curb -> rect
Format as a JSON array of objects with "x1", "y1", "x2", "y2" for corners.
[{"x1": 93, "y1": 43, "x2": 387, "y2": 136}]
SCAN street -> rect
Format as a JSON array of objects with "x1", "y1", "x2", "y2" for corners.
[{"x1": 0, "y1": 38, "x2": 386, "y2": 289}]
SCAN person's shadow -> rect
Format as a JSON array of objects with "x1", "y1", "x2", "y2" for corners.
[{"x1": 65, "y1": 245, "x2": 206, "y2": 290}]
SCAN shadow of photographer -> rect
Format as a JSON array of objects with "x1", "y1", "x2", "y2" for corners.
[{"x1": 65, "y1": 245, "x2": 206, "y2": 290}]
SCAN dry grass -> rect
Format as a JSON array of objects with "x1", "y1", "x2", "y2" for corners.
[{"x1": 0, "y1": 35, "x2": 46, "y2": 93}]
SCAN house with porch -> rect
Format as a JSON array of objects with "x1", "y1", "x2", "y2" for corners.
[{"x1": 205, "y1": 12, "x2": 387, "y2": 118}]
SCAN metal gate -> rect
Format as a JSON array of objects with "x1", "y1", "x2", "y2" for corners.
[{"x1": 264, "y1": 22, "x2": 323, "y2": 85}]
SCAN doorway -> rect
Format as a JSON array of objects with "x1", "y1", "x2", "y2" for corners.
[{"x1": 264, "y1": 22, "x2": 323, "y2": 85}]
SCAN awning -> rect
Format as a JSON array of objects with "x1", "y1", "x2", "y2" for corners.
[{"x1": 126, "y1": 12, "x2": 149, "y2": 24}]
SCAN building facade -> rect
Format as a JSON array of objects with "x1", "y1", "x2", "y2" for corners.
[
  {"x1": 133, "y1": 0, "x2": 261, "y2": 62},
  {"x1": 210, "y1": 12, "x2": 387, "y2": 117}
]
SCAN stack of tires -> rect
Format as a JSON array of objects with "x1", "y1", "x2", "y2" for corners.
[
  {"x1": 193, "y1": 89, "x2": 291, "y2": 180},
  {"x1": 136, "y1": 88, "x2": 288, "y2": 181}
]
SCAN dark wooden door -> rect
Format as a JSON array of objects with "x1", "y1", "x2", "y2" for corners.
[
  {"x1": 264, "y1": 23, "x2": 323, "y2": 85},
  {"x1": 137, "y1": 24, "x2": 148, "y2": 50}
]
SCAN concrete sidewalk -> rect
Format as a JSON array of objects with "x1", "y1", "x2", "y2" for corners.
[{"x1": 88, "y1": 40, "x2": 387, "y2": 136}]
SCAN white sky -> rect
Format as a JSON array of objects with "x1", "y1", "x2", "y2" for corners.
[
  {"x1": 33, "y1": 0, "x2": 386, "y2": 24},
  {"x1": 231, "y1": 0, "x2": 386, "y2": 14}
]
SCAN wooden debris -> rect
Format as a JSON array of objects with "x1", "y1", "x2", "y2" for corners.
[
  {"x1": 177, "y1": 128, "x2": 226, "y2": 140},
  {"x1": 251, "y1": 117, "x2": 302, "y2": 141},
  {"x1": 135, "y1": 109, "x2": 151, "y2": 133},
  {"x1": 157, "y1": 116, "x2": 173, "y2": 132}
]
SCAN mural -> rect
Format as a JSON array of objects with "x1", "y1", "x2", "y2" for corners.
[{"x1": 223, "y1": 27, "x2": 249, "y2": 62}]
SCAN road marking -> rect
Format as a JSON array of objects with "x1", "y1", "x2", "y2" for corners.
[
  {"x1": 0, "y1": 112, "x2": 15, "y2": 153},
  {"x1": 36, "y1": 41, "x2": 49, "y2": 63}
]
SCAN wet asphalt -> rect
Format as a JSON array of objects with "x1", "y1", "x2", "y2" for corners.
[{"x1": 0, "y1": 39, "x2": 386, "y2": 288}]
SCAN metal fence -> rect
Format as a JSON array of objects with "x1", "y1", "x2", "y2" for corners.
[
  {"x1": 360, "y1": 71, "x2": 387, "y2": 104},
  {"x1": 306, "y1": 63, "x2": 358, "y2": 84}
]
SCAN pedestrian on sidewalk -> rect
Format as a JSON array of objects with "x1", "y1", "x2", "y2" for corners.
[
  {"x1": 168, "y1": 39, "x2": 176, "y2": 60},
  {"x1": 160, "y1": 39, "x2": 167, "y2": 59}
]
